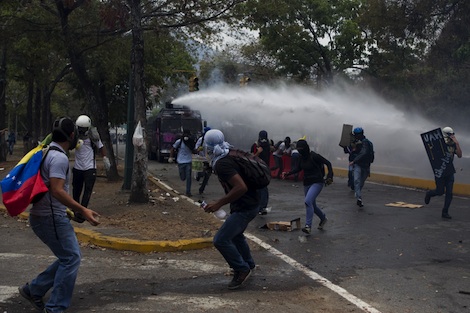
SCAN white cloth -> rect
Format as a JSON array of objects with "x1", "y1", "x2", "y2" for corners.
[
  {"x1": 74, "y1": 137, "x2": 104, "y2": 170},
  {"x1": 203, "y1": 129, "x2": 232, "y2": 168}
]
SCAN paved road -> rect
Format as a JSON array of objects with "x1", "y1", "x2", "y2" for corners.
[
  {"x1": 151, "y1": 161, "x2": 470, "y2": 313},
  {"x1": 0, "y1": 159, "x2": 469, "y2": 313}
]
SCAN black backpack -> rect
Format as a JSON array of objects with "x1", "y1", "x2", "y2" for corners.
[{"x1": 228, "y1": 149, "x2": 271, "y2": 189}]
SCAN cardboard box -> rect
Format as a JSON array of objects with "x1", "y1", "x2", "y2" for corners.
[{"x1": 263, "y1": 218, "x2": 301, "y2": 231}]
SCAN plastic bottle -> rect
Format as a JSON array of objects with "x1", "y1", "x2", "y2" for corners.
[{"x1": 201, "y1": 201, "x2": 227, "y2": 219}]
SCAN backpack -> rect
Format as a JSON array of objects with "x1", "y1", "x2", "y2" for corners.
[
  {"x1": 228, "y1": 149, "x2": 271, "y2": 189},
  {"x1": 0, "y1": 145, "x2": 64, "y2": 216}
]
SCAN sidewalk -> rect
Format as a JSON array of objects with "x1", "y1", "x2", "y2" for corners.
[{"x1": 0, "y1": 175, "x2": 214, "y2": 253}]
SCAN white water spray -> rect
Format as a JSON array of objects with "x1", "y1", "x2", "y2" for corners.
[{"x1": 172, "y1": 83, "x2": 469, "y2": 183}]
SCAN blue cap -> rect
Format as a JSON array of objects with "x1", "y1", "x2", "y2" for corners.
[
  {"x1": 203, "y1": 126, "x2": 211, "y2": 133},
  {"x1": 353, "y1": 127, "x2": 364, "y2": 134}
]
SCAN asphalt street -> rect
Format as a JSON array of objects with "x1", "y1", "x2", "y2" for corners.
[{"x1": 0, "y1": 159, "x2": 469, "y2": 313}]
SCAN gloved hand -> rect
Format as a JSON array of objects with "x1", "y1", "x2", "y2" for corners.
[
  {"x1": 103, "y1": 156, "x2": 111, "y2": 171},
  {"x1": 168, "y1": 157, "x2": 175, "y2": 163},
  {"x1": 324, "y1": 177, "x2": 333, "y2": 186}
]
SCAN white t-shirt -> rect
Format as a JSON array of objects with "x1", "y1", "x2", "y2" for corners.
[{"x1": 74, "y1": 137, "x2": 104, "y2": 170}]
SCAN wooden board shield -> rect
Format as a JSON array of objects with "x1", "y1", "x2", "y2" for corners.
[
  {"x1": 339, "y1": 124, "x2": 354, "y2": 148},
  {"x1": 420, "y1": 128, "x2": 453, "y2": 178}
]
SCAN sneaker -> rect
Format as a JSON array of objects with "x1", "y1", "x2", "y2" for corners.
[
  {"x1": 18, "y1": 283, "x2": 44, "y2": 311},
  {"x1": 44, "y1": 309, "x2": 64, "y2": 313},
  {"x1": 301, "y1": 225, "x2": 311, "y2": 234},
  {"x1": 228, "y1": 269, "x2": 252, "y2": 290},
  {"x1": 424, "y1": 193, "x2": 431, "y2": 205},
  {"x1": 442, "y1": 213, "x2": 452, "y2": 219},
  {"x1": 185, "y1": 193, "x2": 192, "y2": 197},
  {"x1": 318, "y1": 217, "x2": 328, "y2": 230},
  {"x1": 357, "y1": 198, "x2": 364, "y2": 207},
  {"x1": 258, "y1": 208, "x2": 268, "y2": 215}
]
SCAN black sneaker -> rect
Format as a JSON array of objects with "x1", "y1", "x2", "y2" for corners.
[
  {"x1": 228, "y1": 269, "x2": 252, "y2": 290},
  {"x1": 442, "y1": 213, "x2": 452, "y2": 219},
  {"x1": 18, "y1": 283, "x2": 44, "y2": 311},
  {"x1": 357, "y1": 198, "x2": 364, "y2": 207},
  {"x1": 425, "y1": 193, "x2": 431, "y2": 205},
  {"x1": 318, "y1": 217, "x2": 328, "y2": 230},
  {"x1": 301, "y1": 225, "x2": 311, "y2": 234},
  {"x1": 258, "y1": 208, "x2": 268, "y2": 215}
]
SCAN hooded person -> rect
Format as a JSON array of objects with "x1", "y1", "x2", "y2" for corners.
[
  {"x1": 254, "y1": 130, "x2": 271, "y2": 215},
  {"x1": 202, "y1": 129, "x2": 258, "y2": 290},
  {"x1": 282, "y1": 138, "x2": 333, "y2": 234}
]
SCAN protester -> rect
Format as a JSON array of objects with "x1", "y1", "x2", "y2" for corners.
[
  {"x1": 424, "y1": 126, "x2": 462, "y2": 219},
  {"x1": 349, "y1": 127, "x2": 374, "y2": 207},
  {"x1": 282, "y1": 139, "x2": 333, "y2": 234},
  {"x1": 73, "y1": 115, "x2": 110, "y2": 208},
  {"x1": 253, "y1": 130, "x2": 271, "y2": 215},
  {"x1": 202, "y1": 129, "x2": 258, "y2": 289},
  {"x1": 18, "y1": 117, "x2": 100, "y2": 313},
  {"x1": 195, "y1": 126, "x2": 212, "y2": 194},
  {"x1": 169, "y1": 129, "x2": 196, "y2": 197},
  {"x1": 270, "y1": 136, "x2": 291, "y2": 178}
]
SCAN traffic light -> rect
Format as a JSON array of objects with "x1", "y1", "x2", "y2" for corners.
[
  {"x1": 189, "y1": 76, "x2": 199, "y2": 92},
  {"x1": 239, "y1": 76, "x2": 251, "y2": 87}
]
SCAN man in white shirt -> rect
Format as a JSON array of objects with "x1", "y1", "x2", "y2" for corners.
[{"x1": 72, "y1": 115, "x2": 110, "y2": 207}]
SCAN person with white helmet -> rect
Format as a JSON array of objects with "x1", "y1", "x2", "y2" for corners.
[
  {"x1": 424, "y1": 126, "x2": 462, "y2": 219},
  {"x1": 72, "y1": 115, "x2": 109, "y2": 208},
  {"x1": 202, "y1": 129, "x2": 258, "y2": 290}
]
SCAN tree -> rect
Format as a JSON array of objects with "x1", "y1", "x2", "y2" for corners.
[{"x1": 239, "y1": 0, "x2": 365, "y2": 84}]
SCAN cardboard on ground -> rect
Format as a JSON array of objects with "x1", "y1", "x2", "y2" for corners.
[
  {"x1": 385, "y1": 201, "x2": 423, "y2": 209},
  {"x1": 263, "y1": 218, "x2": 301, "y2": 231}
]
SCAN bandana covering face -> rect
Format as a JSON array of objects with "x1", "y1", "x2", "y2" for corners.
[
  {"x1": 203, "y1": 129, "x2": 232, "y2": 167},
  {"x1": 296, "y1": 139, "x2": 310, "y2": 158}
]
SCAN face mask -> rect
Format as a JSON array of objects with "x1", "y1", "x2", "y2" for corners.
[{"x1": 298, "y1": 148, "x2": 309, "y2": 157}]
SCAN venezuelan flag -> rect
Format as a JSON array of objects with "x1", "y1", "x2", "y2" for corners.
[{"x1": 0, "y1": 144, "x2": 48, "y2": 216}]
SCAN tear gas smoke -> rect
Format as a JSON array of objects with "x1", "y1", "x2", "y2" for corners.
[{"x1": 172, "y1": 83, "x2": 470, "y2": 184}]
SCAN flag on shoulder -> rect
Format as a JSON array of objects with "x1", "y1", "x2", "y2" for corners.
[{"x1": 1, "y1": 144, "x2": 49, "y2": 216}]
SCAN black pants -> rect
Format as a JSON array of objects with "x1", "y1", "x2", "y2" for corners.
[
  {"x1": 72, "y1": 168, "x2": 97, "y2": 207},
  {"x1": 198, "y1": 162, "x2": 212, "y2": 194}
]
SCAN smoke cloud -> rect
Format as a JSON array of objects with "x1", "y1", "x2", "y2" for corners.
[{"x1": 173, "y1": 83, "x2": 469, "y2": 183}]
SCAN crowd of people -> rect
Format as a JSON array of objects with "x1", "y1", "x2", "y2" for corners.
[{"x1": 10, "y1": 118, "x2": 462, "y2": 310}]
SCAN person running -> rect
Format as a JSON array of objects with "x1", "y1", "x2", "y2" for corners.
[
  {"x1": 349, "y1": 127, "x2": 374, "y2": 207},
  {"x1": 282, "y1": 138, "x2": 333, "y2": 234},
  {"x1": 202, "y1": 129, "x2": 258, "y2": 289},
  {"x1": 424, "y1": 126, "x2": 462, "y2": 219}
]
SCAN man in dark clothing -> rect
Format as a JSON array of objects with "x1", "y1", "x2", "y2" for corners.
[
  {"x1": 349, "y1": 127, "x2": 373, "y2": 207},
  {"x1": 424, "y1": 126, "x2": 462, "y2": 219},
  {"x1": 254, "y1": 130, "x2": 271, "y2": 215},
  {"x1": 202, "y1": 129, "x2": 258, "y2": 290}
]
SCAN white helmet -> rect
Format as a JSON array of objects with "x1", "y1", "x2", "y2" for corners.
[
  {"x1": 76, "y1": 115, "x2": 91, "y2": 129},
  {"x1": 442, "y1": 126, "x2": 454, "y2": 137}
]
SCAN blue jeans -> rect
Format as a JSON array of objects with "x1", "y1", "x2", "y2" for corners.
[
  {"x1": 29, "y1": 214, "x2": 81, "y2": 313},
  {"x1": 258, "y1": 187, "x2": 269, "y2": 211},
  {"x1": 178, "y1": 162, "x2": 192, "y2": 194},
  {"x1": 427, "y1": 174, "x2": 455, "y2": 213},
  {"x1": 304, "y1": 183, "x2": 326, "y2": 227},
  {"x1": 213, "y1": 205, "x2": 258, "y2": 272},
  {"x1": 353, "y1": 165, "x2": 370, "y2": 199}
]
